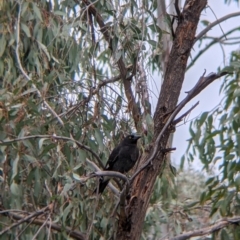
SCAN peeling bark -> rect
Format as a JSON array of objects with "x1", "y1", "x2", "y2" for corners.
[{"x1": 116, "y1": 1, "x2": 208, "y2": 239}]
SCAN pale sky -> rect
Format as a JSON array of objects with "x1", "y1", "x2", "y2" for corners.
[{"x1": 169, "y1": 1, "x2": 240, "y2": 168}]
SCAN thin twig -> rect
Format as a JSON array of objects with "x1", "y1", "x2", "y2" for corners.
[
  {"x1": 207, "y1": 5, "x2": 226, "y2": 40},
  {"x1": 187, "y1": 27, "x2": 240, "y2": 70},
  {"x1": 167, "y1": 216, "x2": 240, "y2": 240},
  {"x1": 195, "y1": 12, "x2": 240, "y2": 42},
  {"x1": 47, "y1": 216, "x2": 52, "y2": 240},
  {"x1": 15, "y1": 1, "x2": 64, "y2": 126},
  {"x1": 86, "y1": 192, "x2": 99, "y2": 240},
  {"x1": 0, "y1": 206, "x2": 49, "y2": 235},
  {"x1": 32, "y1": 214, "x2": 51, "y2": 240},
  {"x1": 60, "y1": 74, "x2": 122, "y2": 119},
  {"x1": 172, "y1": 101, "x2": 199, "y2": 125},
  {"x1": 0, "y1": 134, "x2": 104, "y2": 168},
  {"x1": 16, "y1": 216, "x2": 38, "y2": 239},
  {"x1": 44, "y1": 180, "x2": 52, "y2": 197},
  {"x1": 16, "y1": 1, "x2": 30, "y2": 81},
  {"x1": 0, "y1": 208, "x2": 86, "y2": 240},
  {"x1": 174, "y1": 0, "x2": 181, "y2": 18}
]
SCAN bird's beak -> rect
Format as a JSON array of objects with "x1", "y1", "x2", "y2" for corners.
[{"x1": 134, "y1": 135, "x2": 141, "y2": 140}]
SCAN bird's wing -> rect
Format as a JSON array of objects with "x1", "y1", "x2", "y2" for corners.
[
  {"x1": 118, "y1": 145, "x2": 139, "y2": 161},
  {"x1": 104, "y1": 145, "x2": 121, "y2": 170},
  {"x1": 131, "y1": 147, "x2": 139, "y2": 161}
]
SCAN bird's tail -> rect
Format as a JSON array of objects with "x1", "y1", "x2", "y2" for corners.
[{"x1": 93, "y1": 179, "x2": 110, "y2": 194}]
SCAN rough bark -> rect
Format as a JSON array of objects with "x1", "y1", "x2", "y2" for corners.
[{"x1": 116, "y1": 0, "x2": 208, "y2": 239}]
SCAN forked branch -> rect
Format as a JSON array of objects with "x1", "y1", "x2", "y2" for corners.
[
  {"x1": 168, "y1": 216, "x2": 240, "y2": 240},
  {"x1": 131, "y1": 70, "x2": 228, "y2": 181}
]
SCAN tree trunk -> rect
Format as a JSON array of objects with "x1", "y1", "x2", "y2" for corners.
[{"x1": 116, "y1": 0, "x2": 207, "y2": 239}]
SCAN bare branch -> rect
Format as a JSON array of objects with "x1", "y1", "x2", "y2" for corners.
[
  {"x1": 131, "y1": 71, "x2": 228, "y2": 182},
  {"x1": 187, "y1": 27, "x2": 240, "y2": 70},
  {"x1": 86, "y1": 159, "x2": 119, "y2": 195},
  {"x1": 32, "y1": 214, "x2": 51, "y2": 240},
  {"x1": 90, "y1": 171, "x2": 130, "y2": 190},
  {"x1": 93, "y1": 75, "x2": 122, "y2": 92},
  {"x1": 195, "y1": 12, "x2": 240, "y2": 43},
  {"x1": 0, "y1": 206, "x2": 49, "y2": 235},
  {"x1": 0, "y1": 134, "x2": 104, "y2": 169},
  {"x1": 172, "y1": 101, "x2": 199, "y2": 125},
  {"x1": 174, "y1": 0, "x2": 181, "y2": 18},
  {"x1": 0, "y1": 207, "x2": 86, "y2": 240},
  {"x1": 184, "y1": 71, "x2": 228, "y2": 100},
  {"x1": 168, "y1": 216, "x2": 240, "y2": 240},
  {"x1": 0, "y1": 209, "x2": 28, "y2": 214},
  {"x1": 64, "y1": 73, "x2": 125, "y2": 120}
]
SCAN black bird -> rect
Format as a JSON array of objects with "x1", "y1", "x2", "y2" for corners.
[{"x1": 95, "y1": 134, "x2": 141, "y2": 194}]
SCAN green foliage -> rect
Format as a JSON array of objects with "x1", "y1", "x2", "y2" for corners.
[
  {"x1": 0, "y1": 0, "x2": 159, "y2": 238},
  {"x1": 183, "y1": 51, "x2": 240, "y2": 238},
  {"x1": 143, "y1": 167, "x2": 208, "y2": 239},
  {"x1": 0, "y1": 0, "x2": 239, "y2": 239}
]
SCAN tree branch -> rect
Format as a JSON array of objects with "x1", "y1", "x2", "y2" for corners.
[
  {"x1": 118, "y1": 3, "x2": 209, "y2": 238},
  {"x1": 0, "y1": 206, "x2": 49, "y2": 235},
  {"x1": 195, "y1": 11, "x2": 240, "y2": 42},
  {"x1": 187, "y1": 27, "x2": 240, "y2": 70},
  {"x1": 62, "y1": 74, "x2": 122, "y2": 119},
  {"x1": 168, "y1": 216, "x2": 240, "y2": 240},
  {"x1": 89, "y1": 170, "x2": 130, "y2": 191},
  {"x1": 0, "y1": 207, "x2": 86, "y2": 240},
  {"x1": 81, "y1": 0, "x2": 141, "y2": 129},
  {"x1": 131, "y1": 70, "x2": 227, "y2": 182},
  {"x1": 174, "y1": 0, "x2": 181, "y2": 18},
  {"x1": 86, "y1": 159, "x2": 119, "y2": 195},
  {"x1": 0, "y1": 134, "x2": 104, "y2": 169},
  {"x1": 172, "y1": 101, "x2": 199, "y2": 125}
]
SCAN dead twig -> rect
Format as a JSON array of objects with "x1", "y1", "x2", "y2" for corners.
[{"x1": 172, "y1": 101, "x2": 199, "y2": 125}]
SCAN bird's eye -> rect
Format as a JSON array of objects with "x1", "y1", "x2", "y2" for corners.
[{"x1": 129, "y1": 135, "x2": 134, "y2": 139}]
